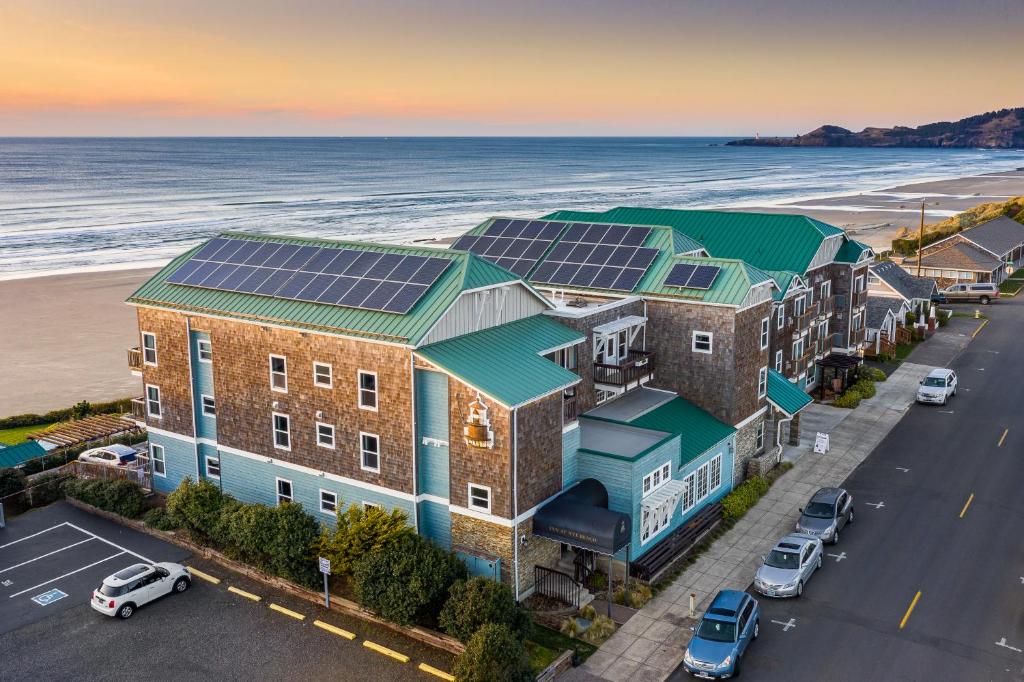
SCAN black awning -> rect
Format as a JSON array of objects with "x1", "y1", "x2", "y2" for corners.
[
  {"x1": 532, "y1": 478, "x2": 632, "y2": 555},
  {"x1": 815, "y1": 353, "x2": 862, "y2": 369}
]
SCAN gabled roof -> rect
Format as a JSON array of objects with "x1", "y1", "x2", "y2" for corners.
[
  {"x1": 835, "y1": 239, "x2": 873, "y2": 264},
  {"x1": 958, "y1": 216, "x2": 1024, "y2": 257},
  {"x1": 128, "y1": 232, "x2": 532, "y2": 346},
  {"x1": 415, "y1": 315, "x2": 583, "y2": 408},
  {"x1": 763, "y1": 270, "x2": 802, "y2": 301},
  {"x1": 869, "y1": 261, "x2": 938, "y2": 301},
  {"x1": 627, "y1": 396, "x2": 737, "y2": 466},
  {"x1": 0, "y1": 440, "x2": 46, "y2": 469},
  {"x1": 640, "y1": 255, "x2": 776, "y2": 306},
  {"x1": 904, "y1": 241, "x2": 1002, "y2": 273},
  {"x1": 544, "y1": 207, "x2": 845, "y2": 275},
  {"x1": 766, "y1": 369, "x2": 813, "y2": 417},
  {"x1": 864, "y1": 297, "x2": 904, "y2": 329}
]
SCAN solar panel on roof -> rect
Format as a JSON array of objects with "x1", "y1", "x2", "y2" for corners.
[
  {"x1": 525, "y1": 220, "x2": 659, "y2": 292},
  {"x1": 449, "y1": 218, "x2": 570, "y2": 278},
  {"x1": 664, "y1": 263, "x2": 696, "y2": 287},
  {"x1": 664, "y1": 263, "x2": 721, "y2": 290}
]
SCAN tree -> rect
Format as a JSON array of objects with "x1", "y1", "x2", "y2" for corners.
[
  {"x1": 439, "y1": 577, "x2": 531, "y2": 643},
  {"x1": 318, "y1": 503, "x2": 412, "y2": 576},
  {"x1": 453, "y1": 624, "x2": 533, "y2": 682},
  {"x1": 72, "y1": 400, "x2": 91, "y2": 419},
  {"x1": 166, "y1": 477, "x2": 230, "y2": 543},
  {"x1": 0, "y1": 467, "x2": 27, "y2": 497},
  {"x1": 270, "y1": 502, "x2": 321, "y2": 588}
]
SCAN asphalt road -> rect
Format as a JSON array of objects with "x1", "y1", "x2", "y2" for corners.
[
  {"x1": 675, "y1": 301, "x2": 1024, "y2": 681},
  {"x1": 0, "y1": 502, "x2": 455, "y2": 682}
]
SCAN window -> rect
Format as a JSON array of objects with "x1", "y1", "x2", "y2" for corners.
[
  {"x1": 358, "y1": 371, "x2": 378, "y2": 410},
  {"x1": 273, "y1": 413, "x2": 290, "y2": 450},
  {"x1": 642, "y1": 462, "x2": 672, "y2": 497},
  {"x1": 853, "y1": 311, "x2": 862, "y2": 331},
  {"x1": 150, "y1": 443, "x2": 165, "y2": 477},
  {"x1": 596, "y1": 389, "x2": 615, "y2": 405},
  {"x1": 197, "y1": 339, "x2": 212, "y2": 363},
  {"x1": 777, "y1": 306, "x2": 785, "y2": 330},
  {"x1": 360, "y1": 432, "x2": 380, "y2": 472},
  {"x1": 682, "y1": 472, "x2": 696, "y2": 512},
  {"x1": 201, "y1": 395, "x2": 216, "y2": 417},
  {"x1": 692, "y1": 331, "x2": 713, "y2": 354},
  {"x1": 821, "y1": 280, "x2": 832, "y2": 300},
  {"x1": 146, "y1": 385, "x2": 161, "y2": 419},
  {"x1": 269, "y1": 355, "x2": 287, "y2": 392},
  {"x1": 755, "y1": 422, "x2": 765, "y2": 452},
  {"x1": 775, "y1": 350, "x2": 783, "y2": 372},
  {"x1": 142, "y1": 332, "x2": 157, "y2": 365},
  {"x1": 792, "y1": 337, "x2": 804, "y2": 361},
  {"x1": 757, "y1": 367, "x2": 768, "y2": 398},
  {"x1": 468, "y1": 484, "x2": 491, "y2": 513},
  {"x1": 206, "y1": 456, "x2": 220, "y2": 479},
  {"x1": 854, "y1": 275, "x2": 865, "y2": 293},
  {"x1": 320, "y1": 490, "x2": 338, "y2": 515},
  {"x1": 276, "y1": 478, "x2": 293, "y2": 505},
  {"x1": 806, "y1": 288, "x2": 814, "y2": 307},
  {"x1": 316, "y1": 422, "x2": 335, "y2": 449},
  {"x1": 760, "y1": 317, "x2": 770, "y2": 350},
  {"x1": 313, "y1": 362, "x2": 332, "y2": 388},
  {"x1": 709, "y1": 454, "x2": 722, "y2": 491},
  {"x1": 696, "y1": 461, "x2": 710, "y2": 501},
  {"x1": 793, "y1": 295, "x2": 806, "y2": 318}
]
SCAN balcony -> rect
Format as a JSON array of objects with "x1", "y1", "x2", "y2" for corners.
[
  {"x1": 594, "y1": 349, "x2": 655, "y2": 388},
  {"x1": 127, "y1": 347, "x2": 143, "y2": 372},
  {"x1": 563, "y1": 394, "x2": 579, "y2": 424},
  {"x1": 796, "y1": 307, "x2": 817, "y2": 330},
  {"x1": 130, "y1": 397, "x2": 147, "y2": 421},
  {"x1": 853, "y1": 290, "x2": 868, "y2": 308},
  {"x1": 817, "y1": 296, "x2": 834, "y2": 319}
]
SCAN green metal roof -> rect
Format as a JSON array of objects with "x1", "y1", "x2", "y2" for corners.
[
  {"x1": 628, "y1": 397, "x2": 737, "y2": 466},
  {"x1": 767, "y1": 369, "x2": 813, "y2": 416},
  {"x1": 545, "y1": 207, "x2": 846, "y2": 275},
  {"x1": 415, "y1": 315, "x2": 583, "y2": 408},
  {"x1": 0, "y1": 440, "x2": 47, "y2": 469},
  {"x1": 640, "y1": 255, "x2": 776, "y2": 306},
  {"x1": 835, "y1": 239, "x2": 872, "y2": 264},
  {"x1": 763, "y1": 270, "x2": 801, "y2": 301},
  {"x1": 127, "y1": 232, "x2": 530, "y2": 346}
]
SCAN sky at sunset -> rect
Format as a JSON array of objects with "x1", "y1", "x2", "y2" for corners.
[{"x1": 1, "y1": 0, "x2": 1022, "y2": 136}]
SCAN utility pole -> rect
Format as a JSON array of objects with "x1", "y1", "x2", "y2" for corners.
[{"x1": 917, "y1": 200, "x2": 925, "y2": 278}]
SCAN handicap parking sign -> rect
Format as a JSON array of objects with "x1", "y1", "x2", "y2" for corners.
[{"x1": 31, "y1": 589, "x2": 68, "y2": 606}]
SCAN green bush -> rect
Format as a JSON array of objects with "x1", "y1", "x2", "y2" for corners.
[
  {"x1": 318, "y1": 503, "x2": 413, "y2": 577},
  {"x1": 579, "y1": 604, "x2": 597, "y2": 621},
  {"x1": 63, "y1": 478, "x2": 146, "y2": 517},
  {"x1": 581, "y1": 614, "x2": 616, "y2": 645},
  {"x1": 27, "y1": 472, "x2": 67, "y2": 507},
  {"x1": 0, "y1": 397, "x2": 134, "y2": 430},
  {"x1": 721, "y1": 475, "x2": 769, "y2": 520},
  {"x1": 268, "y1": 502, "x2": 321, "y2": 588},
  {"x1": 224, "y1": 501, "x2": 276, "y2": 568},
  {"x1": 832, "y1": 390, "x2": 862, "y2": 409},
  {"x1": 559, "y1": 616, "x2": 581, "y2": 638},
  {"x1": 439, "y1": 577, "x2": 531, "y2": 643},
  {"x1": 143, "y1": 507, "x2": 181, "y2": 531},
  {"x1": 853, "y1": 379, "x2": 876, "y2": 398},
  {"x1": 355, "y1": 534, "x2": 468, "y2": 627},
  {"x1": 454, "y1": 623, "x2": 533, "y2": 682},
  {"x1": 905, "y1": 311, "x2": 918, "y2": 325},
  {"x1": 0, "y1": 467, "x2": 27, "y2": 497},
  {"x1": 861, "y1": 366, "x2": 887, "y2": 382},
  {"x1": 166, "y1": 478, "x2": 230, "y2": 543}
]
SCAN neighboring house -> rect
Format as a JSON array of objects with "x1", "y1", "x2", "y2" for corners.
[
  {"x1": 868, "y1": 260, "x2": 937, "y2": 315},
  {"x1": 903, "y1": 216, "x2": 1024, "y2": 285},
  {"x1": 864, "y1": 296, "x2": 910, "y2": 356}
]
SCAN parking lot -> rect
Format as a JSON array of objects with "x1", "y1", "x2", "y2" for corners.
[{"x1": 0, "y1": 503, "x2": 455, "y2": 681}]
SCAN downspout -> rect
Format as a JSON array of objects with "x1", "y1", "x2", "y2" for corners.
[
  {"x1": 184, "y1": 317, "x2": 202, "y2": 483},
  {"x1": 512, "y1": 407, "x2": 520, "y2": 602},
  {"x1": 409, "y1": 353, "x2": 418, "y2": 532},
  {"x1": 775, "y1": 412, "x2": 793, "y2": 459}
]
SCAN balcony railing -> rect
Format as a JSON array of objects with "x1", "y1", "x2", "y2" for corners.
[
  {"x1": 127, "y1": 347, "x2": 143, "y2": 372},
  {"x1": 563, "y1": 394, "x2": 579, "y2": 424},
  {"x1": 817, "y1": 296, "x2": 834, "y2": 318},
  {"x1": 853, "y1": 290, "x2": 868, "y2": 307},
  {"x1": 796, "y1": 307, "x2": 817, "y2": 329},
  {"x1": 130, "y1": 397, "x2": 146, "y2": 421},
  {"x1": 593, "y1": 349, "x2": 655, "y2": 387},
  {"x1": 851, "y1": 326, "x2": 867, "y2": 347}
]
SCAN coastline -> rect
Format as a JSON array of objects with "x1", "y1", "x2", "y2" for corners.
[{"x1": 2, "y1": 169, "x2": 1021, "y2": 417}]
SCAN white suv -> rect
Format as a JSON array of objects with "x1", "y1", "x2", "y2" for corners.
[
  {"x1": 92, "y1": 562, "x2": 191, "y2": 619},
  {"x1": 917, "y1": 368, "x2": 957, "y2": 405}
]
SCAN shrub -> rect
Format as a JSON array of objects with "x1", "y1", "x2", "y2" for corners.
[
  {"x1": 612, "y1": 583, "x2": 652, "y2": 608},
  {"x1": 559, "y1": 616, "x2": 581, "y2": 638},
  {"x1": 581, "y1": 614, "x2": 616, "y2": 645},
  {"x1": 0, "y1": 397, "x2": 134, "y2": 430},
  {"x1": 721, "y1": 475, "x2": 769, "y2": 520},
  {"x1": 455, "y1": 623, "x2": 533, "y2": 682},
  {"x1": 63, "y1": 478, "x2": 145, "y2": 517},
  {"x1": 354, "y1": 534, "x2": 468, "y2": 627},
  {"x1": 143, "y1": 507, "x2": 180, "y2": 531},
  {"x1": 26, "y1": 472, "x2": 66, "y2": 507},
  {"x1": 905, "y1": 311, "x2": 918, "y2": 325},
  {"x1": 0, "y1": 467, "x2": 27, "y2": 497},
  {"x1": 861, "y1": 366, "x2": 887, "y2": 382},
  {"x1": 439, "y1": 577, "x2": 531, "y2": 643},
  {"x1": 166, "y1": 478, "x2": 229, "y2": 542},
  {"x1": 318, "y1": 503, "x2": 413, "y2": 577},
  {"x1": 579, "y1": 604, "x2": 597, "y2": 621},
  {"x1": 269, "y1": 502, "x2": 321, "y2": 588},
  {"x1": 588, "y1": 572, "x2": 607, "y2": 592},
  {"x1": 832, "y1": 390, "x2": 862, "y2": 409},
  {"x1": 224, "y1": 501, "x2": 277, "y2": 568},
  {"x1": 853, "y1": 379, "x2": 876, "y2": 398}
]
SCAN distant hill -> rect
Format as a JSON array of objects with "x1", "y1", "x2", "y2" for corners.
[
  {"x1": 890, "y1": 195, "x2": 1024, "y2": 255},
  {"x1": 728, "y1": 108, "x2": 1024, "y2": 148}
]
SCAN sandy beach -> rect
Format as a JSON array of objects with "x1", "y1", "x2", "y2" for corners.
[{"x1": 2, "y1": 170, "x2": 1022, "y2": 418}]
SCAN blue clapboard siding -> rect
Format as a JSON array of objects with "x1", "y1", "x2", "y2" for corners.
[
  {"x1": 215, "y1": 449, "x2": 415, "y2": 522},
  {"x1": 417, "y1": 499, "x2": 452, "y2": 549},
  {"x1": 149, "y1": 432, "x2": 197, "y2": 494},
  {"x1": 561, "y1": 425, "x2": 580, "y2": 488},
  {"x1": 198, "y1": 442, "x2": 219, "y2": 482},
  {"x1": 414, "y1": 369, "x2": 450, "y2": 498},
  {"x1": 457, "y1": 551, "x2": 501, "y2": 581},
  {"x1": 190, "y1": 331, "x2": 216, "y2": 440}
]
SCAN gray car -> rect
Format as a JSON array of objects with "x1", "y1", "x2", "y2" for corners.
[
  {"x1": 795, "y1": 487, "x2": 854, "y2": 544},
  {"x1": 753, "y1": 533, "x2": 823, "y2": 598}
]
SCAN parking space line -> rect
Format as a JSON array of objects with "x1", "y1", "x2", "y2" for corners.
[
  {"x1": 187, "y1": 566, "x2": 221, "y2": 584},
  {"x1": 0, "y1": 538, "x2": 94, "y2": 574},
  {"x1": 313, "y1": 619, "x2": 356, "y2": 640},
  {"x1": 227, "y1": 586, "x2": 261, "y2": 601},
  {"x1": 998, "y1": 428, "x2": 1008, "y2": 447},
  {"x1": 363, "y1": 640, "x2": 410, "y2": 663},
  {"x1": 417, "y1": 663, "x2": 455, "y2": 680},
  {"x1": 64, "y1": 522, "x2": 154, "y2": 564},
  {"x1": 8, "y1": 551, "x2": 125, "y2": 598},
  {"x1": 269, "y1": 603, "x2": 305, "y2": 620},
  {"x1": 959, "y1": 493, "x2": 975, "y2": 519},
  {"x1": 0, "y1": 522, "x2": 69, "y2": 549},
  {"x1": 899, "y1": 590, "x2": 922, "y2": 629}
]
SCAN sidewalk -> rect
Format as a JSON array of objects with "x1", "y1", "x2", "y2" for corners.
[{"x1": 569, "y1": 362, "x2": 934, "y2": 682}]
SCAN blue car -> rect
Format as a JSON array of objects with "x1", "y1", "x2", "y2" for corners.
[{"x1": 682, "y1": 590, "x2": 759, "y2": 679}]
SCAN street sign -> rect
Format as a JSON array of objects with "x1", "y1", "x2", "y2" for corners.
[
  {"x1": 318, "y1": 557, "x2": 331, "y2": 608},
  {"x1": 318, "y1": 557, "x2": 331, "y2": 575}
]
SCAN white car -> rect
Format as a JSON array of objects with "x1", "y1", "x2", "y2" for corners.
[
  {"x1": 78, "y1": 443, "x2": 139, "y2": 467},
  {"x1": 917, "y1": 368, "x2": 957, "y2": 405},
  {"x1": 92, "y1": 562, "x2": 191, "y2": 619}
]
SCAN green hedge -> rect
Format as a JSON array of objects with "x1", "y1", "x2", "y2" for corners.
[
  {"x1": 861, "y1": 366, "x2": 887, "y2": 382},
  {"x1": 833, "y1": 391, "x2": 862, "y2": 408},
  {"x1": 318, "y1": 503, "x2": 413, "y2": 577},
  {"x1": 143, "y1": 507, "x2": 181, "y2": 531},
  {"x1": 63, "y1": 478, "x2": 147, "y2": 518},
  {"x1": 0, "y1": 397, "x2": 134, "y2": 430},
  {"x1": 453, "y1": 623, "x2": 534, "y2": 682},
  {"x1": 0, "y1": 467, "x2": 27, "y2": 497},
  {"x1": 721, "y1": 476, "x2": 769, "y2": 520},
  {"x1": 439, "y1": 577, "x2": 532, "y2": 644}
]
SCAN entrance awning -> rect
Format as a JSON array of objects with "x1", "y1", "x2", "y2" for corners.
[
  {"x1": 641, "y1": 479, "x2": 686, "y2": 511},
  {"x1": 766, "y1": 369, "x2": 812, "y2": 417},
  {"x1": 532, "y1": 478, "x2": 632, "y2": 555}
]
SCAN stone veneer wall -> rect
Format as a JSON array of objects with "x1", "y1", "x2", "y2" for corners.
[
  {"x1": 515, "y1": 516, "x2": 560, "y2": 597},
  {"x1": 138, "y1": 308, "x2": 197, "y2": 438},
  {"x1": 451, "y1": 513, "x2": 514, "y2": 584},
  {"x1": 733, "y1": 413, "x2": 767, "y2": 484}
]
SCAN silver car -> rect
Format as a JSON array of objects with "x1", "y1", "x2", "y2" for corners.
[
  {"x1": 754, "y1": 534, "x2": 823, "y2": 598},
  {"x1": 795, "y1": 487, "x2": 854, "y2": 544}
]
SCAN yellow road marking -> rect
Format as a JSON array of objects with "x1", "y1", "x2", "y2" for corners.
[
  {"x1": 362, "y1": 640, "x2": 410, "y2": 663},
  {"x1": 186, "y1": 566, "x2": 221, "y2": 584},
  {"x1": 959, "y1": 493, "x2": 975, "y2": 519},
  {"x1": 998, "y1": 428, "x2": 1008, "y2": 447},
  {"x1": 972, "y1": 319, "x2": 989, "y2": 338},
  {"x1": 269, "y1": 603, "x2": 305, "y2": 620},
  {"x1": 227, "y1": 586, "x2": 261, "y2": 601},
  {"x1": 314, "y1": 619, "x2": 355, "y2": 640},
  {"x1": 899, "y1": 591, "x2": 922, "y2": 629},
  {"x1": 417, "y1": 663, "x2": 455, "y2": 680}
]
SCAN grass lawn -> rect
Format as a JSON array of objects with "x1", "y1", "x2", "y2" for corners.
[
  {"x1": 527, "y1": 624, "x2": 597, "y2": 671},
  {"x1": 0, "y1": 422, "x2": 56, "y2": 446},
  {"x1": 894, "y1": 341, "x2": 919, "y2": 361},
  {"x1": 999, "y1": 280, "x2": 1022, "y2": 295}
]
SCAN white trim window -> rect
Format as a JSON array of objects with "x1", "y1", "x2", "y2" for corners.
[
  {"x1": 142, "y1": 332, "x2": 158, "y2": 366},
  {"x1": 316, "y1": 422, "x2": 335, "y2": 450},
  {"x1": 150, "y1": 443, "x2": 166, "y2": 477},
  {"x1": 682, "y1": 472, "x2": 696, "y2": 512},
  {"x1": 272, "y1": 413, "x2": 291, "y2": 451},
  {"x1": 821, "y1": 280, "x2": 832, "y2": 301},
  {"x1": 313, "y1": 362, "x2": 333, "y2": 389},
  {"x1": 200, "y1": 395, "x2": 216, "y2": 417},
  {"x1": 792, "y1": 337, "x2": 804, "y2": 363},
  {"x1": 793, "y1": 295, "x2": 806, "y2": 319},
  {"x1": 640, "y1": 496, "x2": 674, "y2": 546},
  {"x1": 757, "y1": 367, "x2": 768, "y2": 399},
  {"x1": 276, "y1": 477, "x2": 293, "y2": 505},
  {"x1": 760, "y1": 317, "x2": 770, "y2": 350},
  {"x1": 206, "y1": 455, "x2": 221, "y2": 479},
  {"x1": 145, "y1": 385, "x2": 162, "y2": 419},
  {"x1": 319, "y1": 489, "x2": 338, "y2": 515},
  {"x1": 854, "y1": 274, "x2": 865, "y2": 293},
  {"x1": 775, "y1": 350, "x2": 783, "y2": 372},
  {"x1": 468, "y1": 484, "x2": 491, "y2": 513},
  {"x1": 777, "y1": 306, "x2": 785, "y2": 330},
  {"x1": 692, "y1": 331, "x2": 713, "y2": 354},
  {"x1": 709, "y1": 454, "x2": 722, "y2": 491},
  {"x1": 269, "y1": 355, "x2": 288, "y2": 393},
  {"x1": 197, "y1": 339, "x2": 213, "y2": 363},
  {"x1": 642, "y1": 461, "x2": 672, "y2": 497},
  {"x1": 696, "y1": 461, "x2": 710, "y2": 502},
  {"x1": 358, "y1": 371, "x2": 378, "y2": 411},
  {"x1": 360, "y1": 432, "x2": 380, "y2": 473},
  {"x1": 755, "y1": 422, "x2": 765, "y2": 452}
]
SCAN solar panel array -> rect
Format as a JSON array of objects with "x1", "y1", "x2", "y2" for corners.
[
  {"x1": 664, "y1": 263, "x2": 721, "y2": 290},
  {"x1": 450, "y1": 219, "x2": 566, "y2": 277},
  {"x1": 164, "y1": 237, "x2": 452, "y2": 314},
  {"x1": 530, "y1": 223, "x2": 659, "y2": 292}
]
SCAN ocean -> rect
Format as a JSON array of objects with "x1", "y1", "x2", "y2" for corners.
[{"x1": 2, "y1": 137, "x2": 1023, "y2": 279}]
